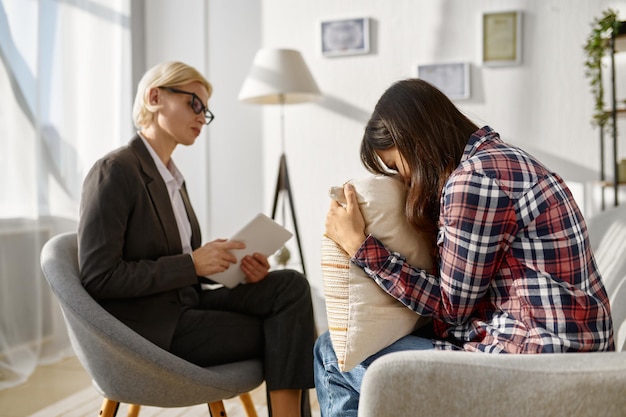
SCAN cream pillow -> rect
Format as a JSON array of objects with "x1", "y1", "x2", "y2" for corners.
[{"x1": 321, "y1": 175, "x2": 432, "y2": 372}]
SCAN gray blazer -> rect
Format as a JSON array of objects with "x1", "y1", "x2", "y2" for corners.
[{"x1": 78, "y1": 135, "x2": 202, "y2": 350}]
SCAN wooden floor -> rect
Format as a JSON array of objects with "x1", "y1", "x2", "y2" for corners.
[
  {"x1": 0, "y1": 356, "x2": 320, "y2": 417},
  {"x1": 0, "y1": 356, "x2": 92, "y2": 417}
]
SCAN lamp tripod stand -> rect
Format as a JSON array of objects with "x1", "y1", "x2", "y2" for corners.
[
  {"x1": 270, "y1": 98, "x2": 306, "y2": 275},
  {"x1": 270, "y1": 153, "x2": 306, "y2": 275}
]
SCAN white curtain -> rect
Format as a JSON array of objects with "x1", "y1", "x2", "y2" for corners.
[{"x1": 0, "y1": 0, "x2": 132, "y2": 389}]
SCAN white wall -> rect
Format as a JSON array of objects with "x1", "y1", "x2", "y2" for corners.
[
  {"x1": 143, "y1": 0, "x2": 626, "y2": 319},
  {"x1": 206, "y1": 0, "x2": 264, "y2": 238},
  {"x1": 143, "y1": 0, "x2": 264, "y2": 238},
  {"x1": 143, "y1": 0, "x2": 211, "y2": 234},
  {"x1": 257, "y1": 0, "x2": 626, "y2": 298}
]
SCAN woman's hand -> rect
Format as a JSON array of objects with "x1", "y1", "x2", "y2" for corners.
[
  {"x1": 240, "y1": 253, "x2": 270, "y2": 283},
  {"x1": 325, "y1": 183, "x2": 367, "y2": 257},
  {"x1": 191, "y1": 239, "x2": 245, "y2": 276}
]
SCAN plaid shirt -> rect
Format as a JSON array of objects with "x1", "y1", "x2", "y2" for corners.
[{"x1": 354, "y1": 126, "x2": 614, "y2": 353}]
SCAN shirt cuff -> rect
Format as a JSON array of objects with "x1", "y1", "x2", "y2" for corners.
[{"x1": 352, "y1": 234, "x2": 390, "y2": 270}]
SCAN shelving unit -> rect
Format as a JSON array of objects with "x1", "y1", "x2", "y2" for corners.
[{"x1": 600, "y1": 22, "x2": 626, "y2": 210}]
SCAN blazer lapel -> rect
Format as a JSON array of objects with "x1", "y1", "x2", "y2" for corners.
[
  {"x1": 130, "y1": 136, "x2": 183, "y2": 255},
  {"x1": 180, "y1": 184, "x2": 202, "y2": 249}
]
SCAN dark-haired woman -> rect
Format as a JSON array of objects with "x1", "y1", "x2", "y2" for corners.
[{"x1": 315, "y1": 78, "x2": 614, "y2": 417}]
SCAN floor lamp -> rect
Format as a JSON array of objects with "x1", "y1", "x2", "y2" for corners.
[{"x1": 238, "y1": 48, "x2": 322, "y2": 275}]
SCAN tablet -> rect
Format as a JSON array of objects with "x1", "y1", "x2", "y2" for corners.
[{"x1": 208, "y1": 213, "x2": 293, "y2": 288}]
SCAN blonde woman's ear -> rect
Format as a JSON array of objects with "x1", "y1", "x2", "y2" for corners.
[{"x1": 148, "y1": 87, "x2": 160, "y2": 105}]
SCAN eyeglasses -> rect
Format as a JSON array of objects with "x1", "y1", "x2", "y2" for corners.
[{"x1": 159, "y1": 87, "x2": 215, "y2": 125}]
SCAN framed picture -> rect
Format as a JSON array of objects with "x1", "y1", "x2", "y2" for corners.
[
  {"x1": 321, "y1": 17, "x2": 370, "y2": 57},
  {"x1": 417, "y1": 62, "x2": 470, "y2": 100},
  {"x1": 482, "y1": 11, "x2": 522, "y2": 66}
]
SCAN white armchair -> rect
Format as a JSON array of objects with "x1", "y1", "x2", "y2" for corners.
[
  {"x1": 358, "y1": 205, "x2": 626, "y2": 417},
  {"x1": 587, "y1": 205, "x2": 626, "y2": 351}
]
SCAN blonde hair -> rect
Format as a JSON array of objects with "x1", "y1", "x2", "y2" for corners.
[{"x1": 132, "y1": 61, "x2": 213, "y2": 129}]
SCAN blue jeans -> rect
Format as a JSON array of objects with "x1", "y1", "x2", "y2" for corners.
[{"x1": 314, "y1": 330, "x2": 434, "y2": 417}]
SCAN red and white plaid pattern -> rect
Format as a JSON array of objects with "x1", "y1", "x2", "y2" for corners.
[{"x1": 353, "y1": 126, "x2": 614, "y2": 353}]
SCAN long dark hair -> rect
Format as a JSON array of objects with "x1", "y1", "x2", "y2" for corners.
[{"x1": 360, "y1": 79, "x2": 478, "y2": 259}]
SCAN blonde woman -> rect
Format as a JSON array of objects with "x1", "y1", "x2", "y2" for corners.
[{"x1": 79, "y1": 61, "x2": 314, "y2": 417}]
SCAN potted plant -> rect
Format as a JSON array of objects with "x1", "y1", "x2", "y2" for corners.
[{"x1": 583, "y1": 9, "x2": 624, "y2": 134}]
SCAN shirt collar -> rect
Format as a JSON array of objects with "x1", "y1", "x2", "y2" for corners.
[
  {"x1": 138, "y1": 132, "x2": 184, "y2": 190},
  {"x1": 461, "y1": 125, "x2": 500, "y2": 163}
]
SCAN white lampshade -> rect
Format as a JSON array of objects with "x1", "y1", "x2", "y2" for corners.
[{"x1": 238, "y1": 48, "x2": 322, "y2": 105}]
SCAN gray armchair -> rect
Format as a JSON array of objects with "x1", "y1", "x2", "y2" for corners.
[
  {"x1": 40, "y1": 232, "x2": 263, "y2": 417},
  {"x1": 359, "y1": 350, "x2": 626, "y2": 417},
  {"x1": 358, "y1": 205, "x2": 626, "y2": 417}
]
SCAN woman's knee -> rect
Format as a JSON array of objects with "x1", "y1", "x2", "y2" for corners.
[
  {"x1": 314, "y1": 331, "x2": 336, "y2": 364},
  {"x1": 269, "y1": 269, "x2": 311, "y2": 301}
]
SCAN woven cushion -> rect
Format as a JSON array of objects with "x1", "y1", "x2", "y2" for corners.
[{"x1": 321, "y1": 175, "x2": 432, "y2": 372}]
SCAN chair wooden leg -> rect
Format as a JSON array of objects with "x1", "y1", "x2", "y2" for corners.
[
  {"x1": 208, "y1": 400, "x2": 227, "y2": 417},
  {"x1": 99, "y1": 398, "x2": 120, "y2": 417},
  {"x1": 126, "y1": 404, "x2": 141, "y2": 417},
  {"x1": 239, "y1": 392, "x2": 258, "y2": 417}
]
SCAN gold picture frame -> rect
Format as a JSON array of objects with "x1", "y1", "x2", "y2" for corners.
[{"x1": 482, "y1": 11, "x2": 522, "y2": 66}]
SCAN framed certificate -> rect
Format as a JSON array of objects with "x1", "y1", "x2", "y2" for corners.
[
  {"x1": 417, "y1": 62, "x2": 470, "y2": 100},
  {"x1": 482, "y1": 11, "x2": 522, "y2": 66},
  {"x1": 321, "y1": 17, "x2": 370, "y2": 57}
]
